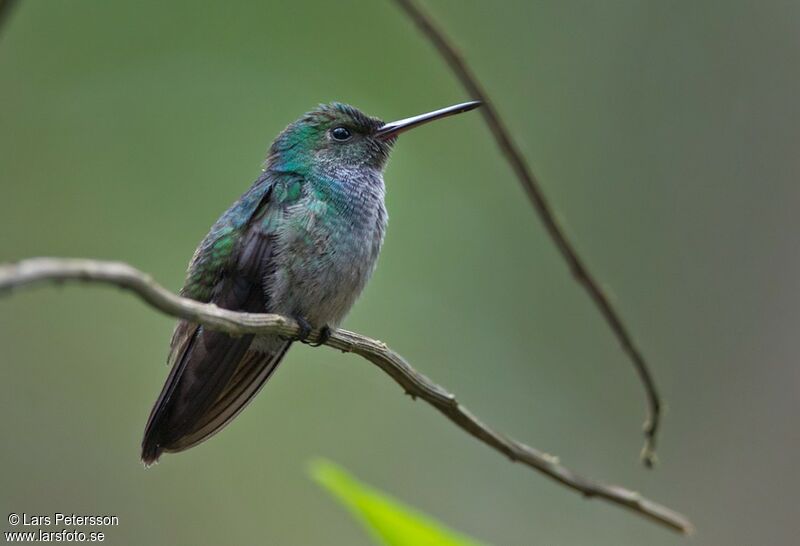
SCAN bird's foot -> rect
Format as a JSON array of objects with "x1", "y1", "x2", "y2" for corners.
[
  {"x1": 290, "y1": 315, "x2": 313, "y2": 343},
  {"x1": 285, "y1": 316, "x2": 330, "y2": 346},
  {"x1": 308, "y1": 325, "x2": 331, "y2": 347}
]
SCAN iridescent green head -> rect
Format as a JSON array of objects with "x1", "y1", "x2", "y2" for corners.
[{"x1": 266, "y1": 101, "x2": 481, "y2": 175}]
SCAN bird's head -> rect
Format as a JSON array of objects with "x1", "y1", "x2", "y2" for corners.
[{"x1": 266, "y1": 101, "x2": 481, "y2": 176}]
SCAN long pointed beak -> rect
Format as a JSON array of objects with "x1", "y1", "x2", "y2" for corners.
[{"x1": 376, "y1": 100, "x2": 482, "y2": 140}]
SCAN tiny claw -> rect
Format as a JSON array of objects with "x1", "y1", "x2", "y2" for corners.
[
  {"x1": 291, "y1": 316, "x2": 312, "y2": 342},
  {"x1": 309, "y1": 325, "x2": 331, "y2": 347}
]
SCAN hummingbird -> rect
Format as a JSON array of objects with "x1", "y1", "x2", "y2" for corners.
[{"x1": 141, "y1": 100, "x2": 481, "y2": 464}]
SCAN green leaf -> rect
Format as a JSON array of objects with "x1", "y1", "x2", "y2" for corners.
[{"x1": 309, "y1": 458, "x2": 487, "y2": 546}]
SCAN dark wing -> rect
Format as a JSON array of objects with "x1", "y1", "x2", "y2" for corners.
[
  {"x1": 141, "y1": 176, "x2": 292, "y2": 464},
  {"x1": 157, "y1": 341, "x2": 291, "y2": 454}
]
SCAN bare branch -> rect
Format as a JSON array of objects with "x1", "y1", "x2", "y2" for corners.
[
  {"x1": 0, "y1": 0, "x2": 19, "y2": 39},
  {"x1": 390, "y1": 0, "x2": 662, "y2": 467},
  {"x1": 0, "y1": 258, "x2": 691, "y2": 533}
]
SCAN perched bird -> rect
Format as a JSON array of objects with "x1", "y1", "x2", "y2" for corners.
[{"x1": 141, "y1": 100, "x2": 481, "y2": 465}]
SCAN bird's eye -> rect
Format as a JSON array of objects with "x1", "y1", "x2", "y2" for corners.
[{"x1": 331, "y1": 126, "x2": 352, "y2": 141}]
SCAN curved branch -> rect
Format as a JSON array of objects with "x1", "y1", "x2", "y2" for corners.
[
  {"x1": 0, "y1": 0, "x2": 19, "y2": 39},
  {"x1": 0, "y1": 258, "x2": 691, "y2": 533},
  {"x1": 391, "y1": 0, "x2": 662, "y2": 466}
]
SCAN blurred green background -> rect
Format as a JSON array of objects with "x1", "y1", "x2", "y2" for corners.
[{"x1": 1, "y1": 1, "x2": 798, "y2": 544}]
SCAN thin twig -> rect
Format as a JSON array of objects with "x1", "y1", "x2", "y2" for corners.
[
  {"x1": 0, "y1": 258, "x2": 691, "y2": 533},
  {"x1": 391, "y1": 0, "x2": 662, "y2": 467},
  {"x1": 0, "y1": 0, "x2": 19, "y2": 39}
]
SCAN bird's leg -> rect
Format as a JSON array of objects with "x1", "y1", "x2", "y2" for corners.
[
  {"x1": 286, "y1": 316, "x2": 331, "y2": 346},
  {"x1": 308, "y1": 325, "x2": 331, "y2": 347},
  {"x1": 286, "y1": 315, "x2": 312, "y2": 343}
]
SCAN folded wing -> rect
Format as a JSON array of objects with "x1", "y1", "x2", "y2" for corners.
[{"x1": 142, "y1": 176, "x2": 292, "y2": 464}]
